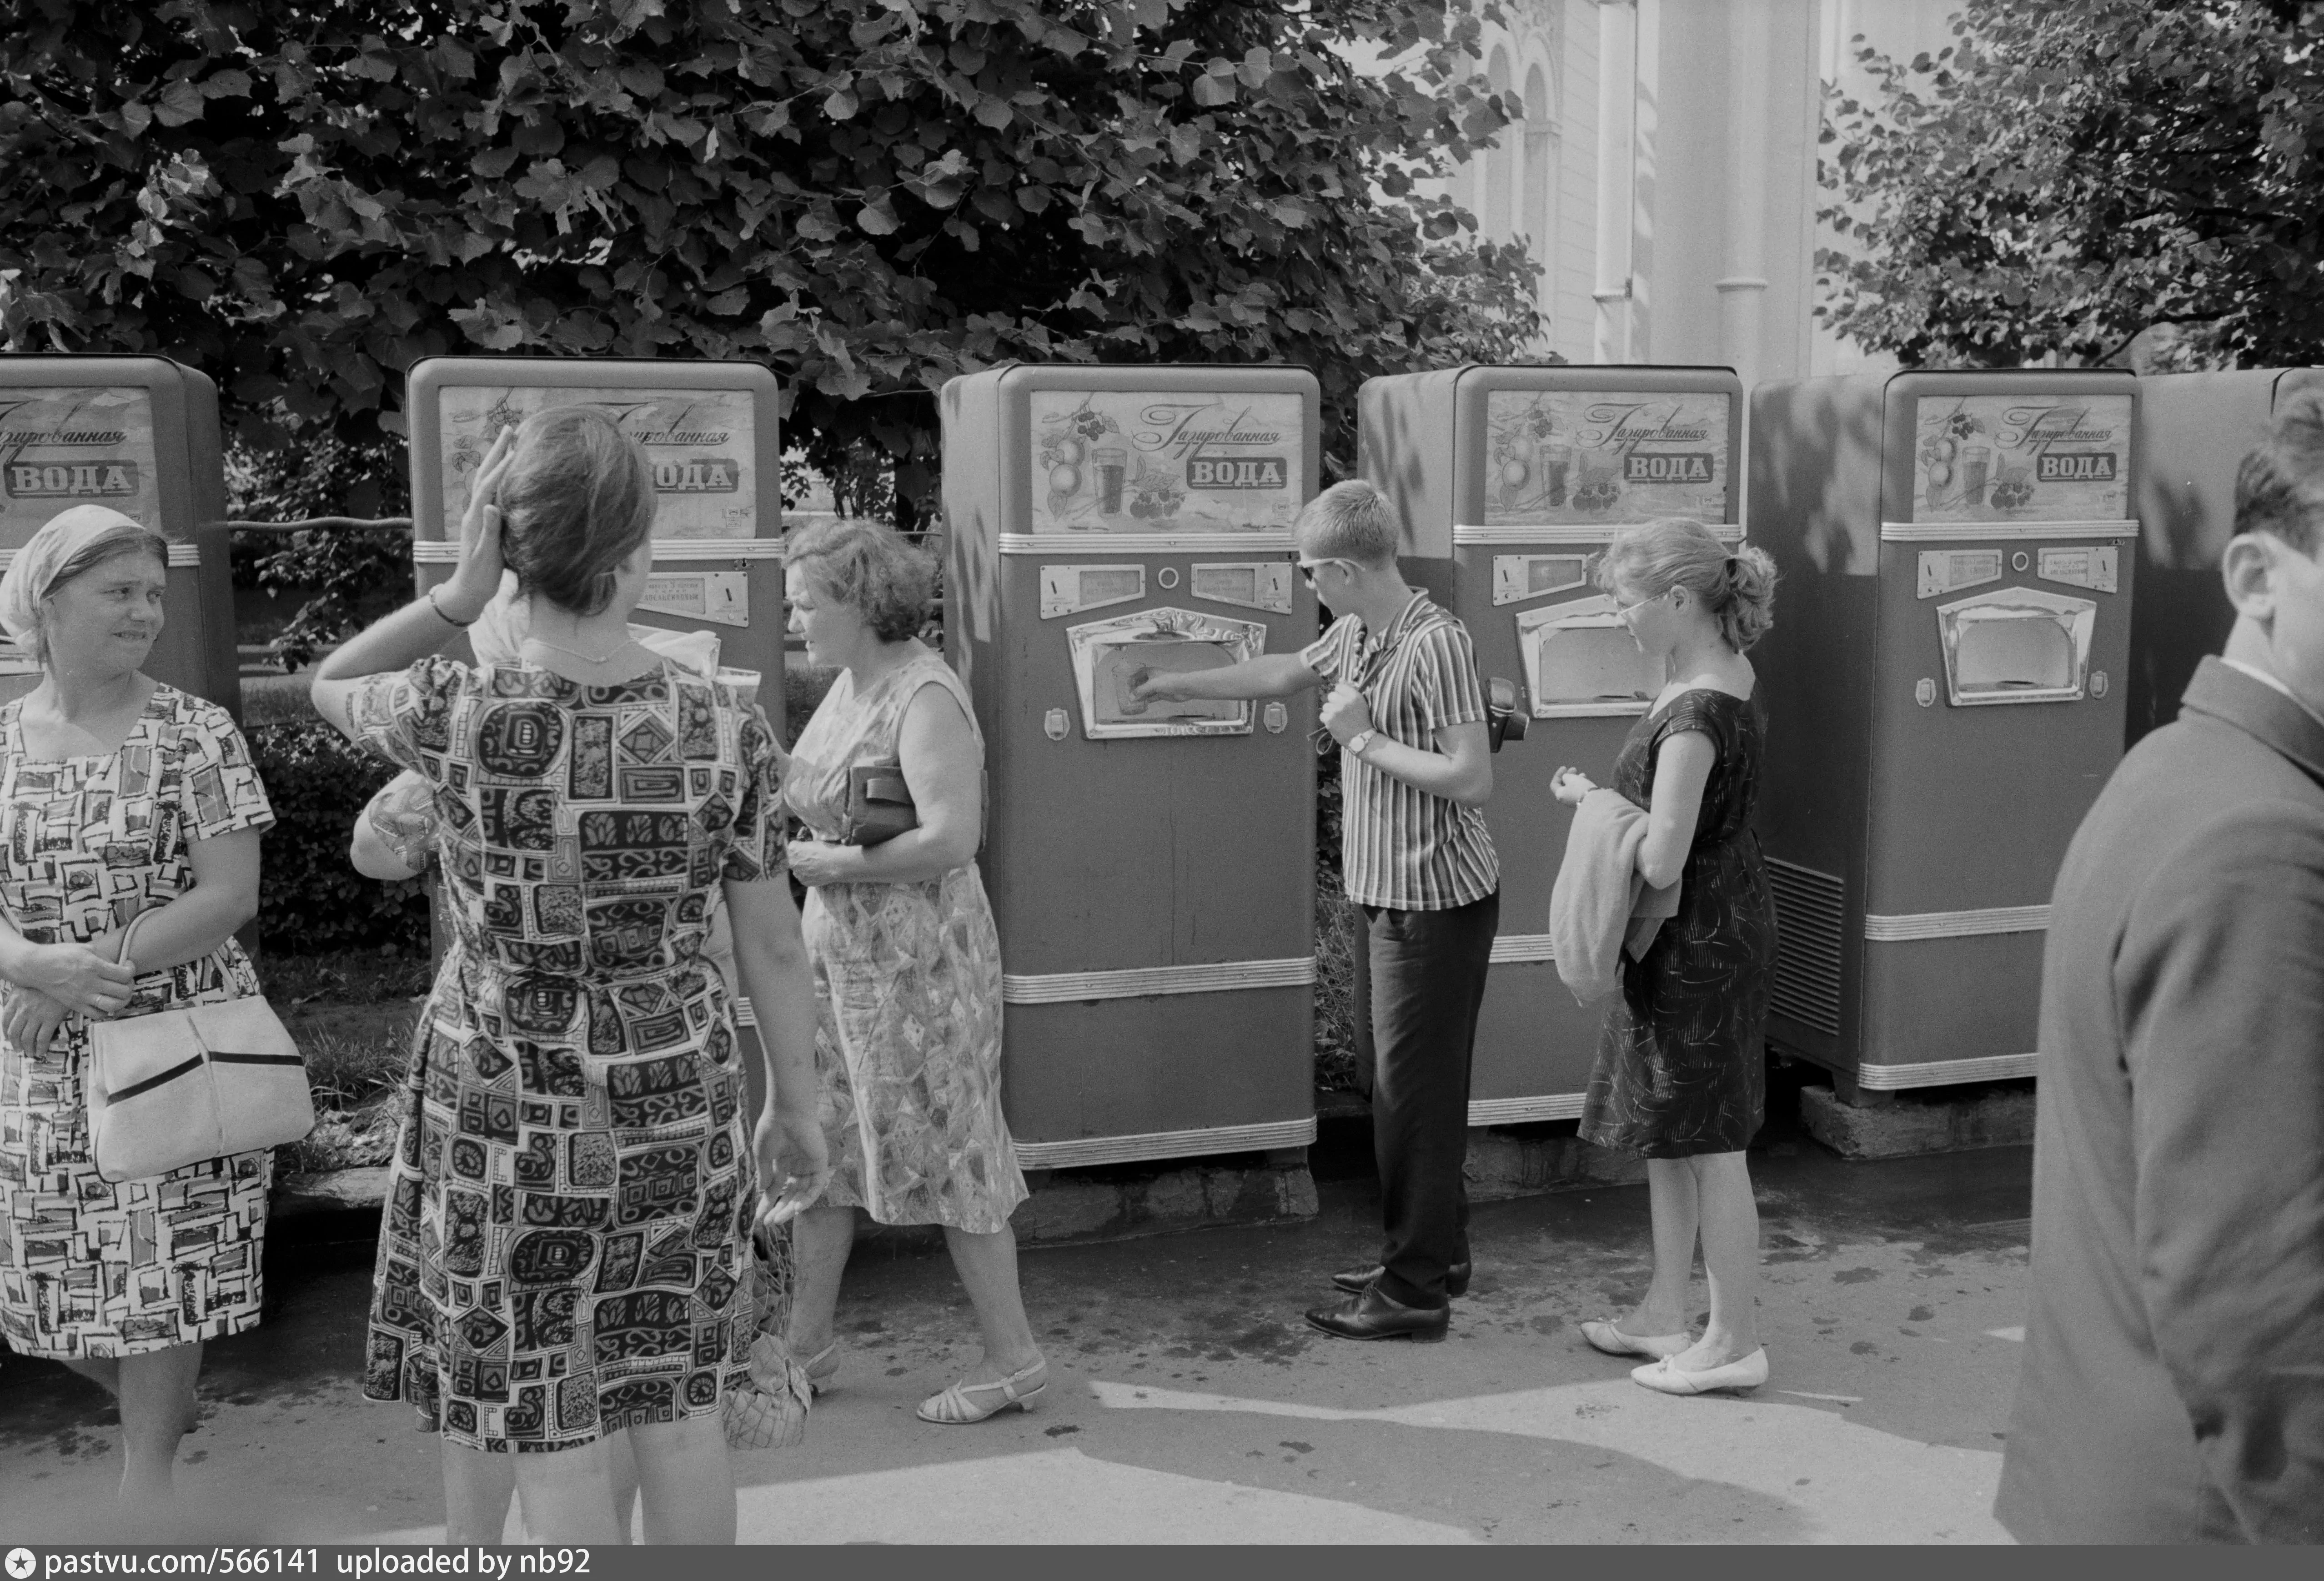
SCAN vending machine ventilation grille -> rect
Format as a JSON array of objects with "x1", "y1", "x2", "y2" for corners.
[{"x1": 1765, "y1": 858, "x2": 1844, "y2": 1037}]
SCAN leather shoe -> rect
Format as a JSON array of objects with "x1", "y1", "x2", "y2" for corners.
[
  {"x1": 1331, "y1": 1260, "x2": 1471, "y2": 1297},
  {"x1": 1304, "y1": 1285, "x2": 1450, "y2": 1342}
]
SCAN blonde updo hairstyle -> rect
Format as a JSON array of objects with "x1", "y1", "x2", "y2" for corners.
[
  {"x1": 784, "y1": 519, "x2": 936, "y2": 642},
  {"x1": 32, "y1": 523, "x2": 171, "y2": 665},
  {"x1": 1594, "y1": 517, "x2": 1778, "y2": 653},
  {"x1": 496, "y1": 407, "x2": 657, "y2": 617}
]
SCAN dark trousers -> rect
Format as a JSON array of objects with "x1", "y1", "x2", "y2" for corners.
[{"x1": 1362, "y1": 888, "x2": 1498, "y2": 1308}]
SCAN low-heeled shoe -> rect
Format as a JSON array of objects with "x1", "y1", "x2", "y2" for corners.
[
  {"x1": 1330, "y1": 1260, "x2": 1471, "y2": 1298},
  {"x1": 1303, "y1": 1285, "x2": 1451, "y2": 1342},
  {"x1": 1630, "y1": 1347, "x2": 1769, "y2": 1395}
]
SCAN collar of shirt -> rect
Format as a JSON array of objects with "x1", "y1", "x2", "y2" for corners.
[
  {"x1": 1352, "y1": 590, "x2": 1430, "y2": 677},
  {"x1": 2220, "y1": 656, "x2": 2324, "y2": 732}
]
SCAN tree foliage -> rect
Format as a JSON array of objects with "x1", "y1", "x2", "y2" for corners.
[
  {"x1": 1819, "y1": 0, "x2": 2324, "y2": 369},
  {"x1": 1, "y1": 0, "x2": 1542, "y2": 507}
]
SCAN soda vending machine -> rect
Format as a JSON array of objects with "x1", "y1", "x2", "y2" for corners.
[
  {"x1": 941, "y1": 365, "x2": 1320, "y2": 1169},
  {"x1": 1749, "y1": 370, "x2": 2138, "y2": 1096},
  {"x1": 2129, "y1": 368, "x2": 2324, "y2": 746},
  {"x1": 404, "y1": 357, "x2": 786, "y2": 1073},
  {"x1": 0, "y1": 356, "x2": 235, "y2": 709},
  {"x1": 1360, "y1": 365, "x2": 1744, "y2": 1124}
]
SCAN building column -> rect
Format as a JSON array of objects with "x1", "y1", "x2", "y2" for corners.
[
  {"x1": 1592, "y1": 0, "x2": 1638, "y2": 364},
  {"x1": 1717, "y1": 0, "x2": 1774, "y2": 385}
]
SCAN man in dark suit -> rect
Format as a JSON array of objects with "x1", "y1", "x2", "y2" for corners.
[{"x1": 1997, "y1": 396, "x2": 2324, "y2": 1542}]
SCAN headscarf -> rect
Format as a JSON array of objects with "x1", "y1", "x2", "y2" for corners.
[
  {"x1": 0, "y1": 505, "x2": 152, "y2": 649},
  {"x1": 468, "y1": 569, "x2": 722, "y2": 673}
]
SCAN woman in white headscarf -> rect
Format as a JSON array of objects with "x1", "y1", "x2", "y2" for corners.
[{"x1": 0, "y1": 506, "x2": 274, "y2": 1507}]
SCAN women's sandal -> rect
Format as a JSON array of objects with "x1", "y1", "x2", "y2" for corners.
[
  {"x1": 1630, "y1": 1347, "x2": 1769, "y2": 1395},
  {"x1": 801, "y1": 1340, "x2": 841, "y2": 1398},
  {"x1": 916, "y1": 1357, "x2": 1048, "y2": 1425},
  {"x1": 1580, "y1": 1319, "x2": 1692, "y2": 1360}
]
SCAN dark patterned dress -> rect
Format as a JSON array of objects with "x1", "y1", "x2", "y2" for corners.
[
  {"x1": 348, "y1": 657, "x2": 783, "y2": 1453},
  {"x1": 0, "y1": 686, "x2": 276, "y2": 1357},
  {"x1": 1579, "y1": 689, "x2": 1777, "y2": 1159}
]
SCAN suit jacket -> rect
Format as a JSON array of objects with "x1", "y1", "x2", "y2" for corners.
[{"x1": 1997, "y1": 657, "x2": 2324, "y2": 1543}]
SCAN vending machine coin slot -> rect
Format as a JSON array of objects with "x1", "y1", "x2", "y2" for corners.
[
  {"x1": 1493, "y1": 554, "x2": 1591, "y2": 605},
  {"x1": 2036, "y1": 545, "x2": 2118, "y2": 592},
  {"x1": 1937, "y1": 585, "x2": 2096, "y2": 705},
  {"x1": 1917, "y1": 549, "x2": 2004, "y2": 600},
  {"x1": 1067, "y1": 606, "x2": 1266, "y2": 738},
  {"x1": 1515, "y1": 595, "x2": 1659, "y2": 717},
  {"x1": 1191, "y1": 562, "x2": 1293, "y2": 613},
  {"x1": 1041, "y1": 564, "x2": 1146, "y2": 619}
]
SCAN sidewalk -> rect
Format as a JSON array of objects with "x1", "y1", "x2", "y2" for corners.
[{"x1": 0, "y1": 1141, "x2": 2032, "y2": 1545}]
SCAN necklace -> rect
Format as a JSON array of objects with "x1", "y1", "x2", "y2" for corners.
[{"x1": 524, "y1": 633, "x2": 641, "y2": 667}]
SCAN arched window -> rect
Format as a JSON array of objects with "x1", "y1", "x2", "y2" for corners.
[
  {"x1": 1522, "y1": 60, "x2": 1558, "y2": 317},
  {"x1": 1484, "y1": 46, "x2": 1514, "y2": 241}
]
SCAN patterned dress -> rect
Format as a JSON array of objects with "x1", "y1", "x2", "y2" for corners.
[
  {"x1": 0, "y1": 686, "x2": 276, "y2": 1358},
  {"x1": 348, "y1": 657, "x2": 782, "y2": 1453},
  {"x1": 783, "y1": 648, "x2": 1024, "y2": 1233},
  {"x1": 1579, "y1": 689, "x2": 1779, "y2": 1159}
]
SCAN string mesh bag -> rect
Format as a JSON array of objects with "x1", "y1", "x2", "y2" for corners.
[{"x1": 723, "y1": 1222, "x2": 813, "y2": 1451}]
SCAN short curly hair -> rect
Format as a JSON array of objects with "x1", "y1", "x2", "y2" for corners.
[{"x1": 783, "y1": 519, "x2": 935, "y2": 642}]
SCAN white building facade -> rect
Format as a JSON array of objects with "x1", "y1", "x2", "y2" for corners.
[{"x1": 1436, "y1": 0, "x2": 1961, "y2": 381}]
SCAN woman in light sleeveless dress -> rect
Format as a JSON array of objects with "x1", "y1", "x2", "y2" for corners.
[{"x1": 776, "y1": 520, "x2": 1044, "y2": 1425}]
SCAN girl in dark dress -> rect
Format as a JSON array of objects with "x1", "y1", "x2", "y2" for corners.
[{"x1": 1551, "y1": 518, "x2": 1779, "y2": 1395}]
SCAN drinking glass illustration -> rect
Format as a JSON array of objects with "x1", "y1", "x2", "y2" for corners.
[
  {"x1": 1961, "y1": 447, "x2": 1991, "y2": 511},
  {"x1": 1537, "y1": 442, "x2": 1570, "y2": 507},
  {"x1": 1094, "y1": 446, "x2": 1128, "y2": 514}
]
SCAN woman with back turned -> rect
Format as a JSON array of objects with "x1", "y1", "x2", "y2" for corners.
[
  {"x1": 311, "y1": 409, "x2": 828, "y2": 1542},
  {"x1": 1551, "y1": 518, "x2": 1781, "y2": 1395}
]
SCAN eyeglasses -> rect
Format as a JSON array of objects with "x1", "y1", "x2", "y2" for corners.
[{"x1": 1611, "y1": 587, "x2": 1673, "y2": 618}]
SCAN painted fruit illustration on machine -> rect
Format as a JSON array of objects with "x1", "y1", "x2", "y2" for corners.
[{"x1": 1039, "y1": 403, "x2": 1121, "y2": 523}]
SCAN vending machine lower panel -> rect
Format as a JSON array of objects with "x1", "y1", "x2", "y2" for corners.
[
  {"x1": 1001, "y1": 988, "x2": 1315, "y2": 1168},
  {"x1": 1856, "y1": 931, "x2": 2044, "y2": 1087}
]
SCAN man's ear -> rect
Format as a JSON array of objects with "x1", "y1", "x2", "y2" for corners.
[{"x1": 2221, "y1": 533, "x2": 2278, "y2": 623}]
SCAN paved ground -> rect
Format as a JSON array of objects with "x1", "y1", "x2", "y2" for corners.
[{"x1": 0, "y1": 1139, "x2": 2033, "y2": 1545}]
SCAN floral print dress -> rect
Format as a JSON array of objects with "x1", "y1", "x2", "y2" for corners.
[
  {"x1": 1579, "y1": 688, "x2": 1779, "y2": 1159},
  {"x1": 347, "y1": 657, "x2": 783, "y2": 1453},
  {"x1": 783, "y1": 648, "x2": 1024, "y2": 1233},
  {"x1": 0, "y1": 686, "x2": 276, "y2": 1358}
]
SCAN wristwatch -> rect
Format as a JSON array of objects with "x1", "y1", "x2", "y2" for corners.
[{"x1": 1345, "y1": 728, "x2": 1377, "y2": 758}]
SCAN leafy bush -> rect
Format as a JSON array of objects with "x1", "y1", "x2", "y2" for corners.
[{"x1": 249, "y1": 720, "x2": 429, "y2": 956}]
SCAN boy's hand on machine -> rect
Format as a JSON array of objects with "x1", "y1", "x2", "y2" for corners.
[
  {"x1": 1320, "y1": 682, "x2": 1372, "y2": 744},
  {"x1": 1550, "y1": 766, "x2": 1597, "y2": 805}
]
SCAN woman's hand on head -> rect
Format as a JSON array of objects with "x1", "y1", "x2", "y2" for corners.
[
  {"x1": 440, "y1": 427, "x2": 518, "y2": 623},
  {"x1": 12, "y1": 941, "x2": 136, "y2": 1019},
  {"x1": 1550, "y1": 767, "x2": 1597, "y2": 806}
]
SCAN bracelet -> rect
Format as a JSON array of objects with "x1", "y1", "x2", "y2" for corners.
[{"x1": 426, "y1": 587, "x2": 475, "y2": 627}]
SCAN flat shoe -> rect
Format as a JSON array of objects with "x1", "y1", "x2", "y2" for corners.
[
  {"x1": 917, "y1": 1357, "x2": 1047, "y2": 1425},
  {"x1": 1630, "y1": 1347, "x2": 1769, "y2": 1395},
  {"x1": 1580, "y1": 1319, "x2": 1691, "y2": 1360}
]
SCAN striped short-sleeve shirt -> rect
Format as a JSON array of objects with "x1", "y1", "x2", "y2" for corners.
[{"x1": 1302, "y1": 592, "x2": 1501, "y2": 912}]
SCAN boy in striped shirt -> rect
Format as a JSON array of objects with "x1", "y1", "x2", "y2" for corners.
[{"x1": 1134, "y1": 480, "x2": 1499, "y2": 1341}]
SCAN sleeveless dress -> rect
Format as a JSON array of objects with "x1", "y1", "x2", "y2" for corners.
[
  {"x1": 782, "y1": 647, "x2": 1025, "y2": 1233},
  {"x1": 1579, "y1": 688, "x2": 1778, "y2": 1158},
  {"x1": 346, "y1": 657, "x2": 782, "y2": 1453},
  {"x1": 0, "y1": 686, "x2": 276, "y2": 1358}
]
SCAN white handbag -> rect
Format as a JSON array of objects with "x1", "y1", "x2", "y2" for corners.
[{"x1": 83, "y1": 909, "x2": 314, "y2": 1183}]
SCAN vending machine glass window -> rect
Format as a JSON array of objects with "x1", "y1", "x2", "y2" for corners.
[
  {"x1": 1067, "y1": 607, "x2": 1266, "y2": 738},
  {"x1": 1515, "y1": 595, "x2": 1660, "y2": 716},
  {"x1": 1937, "y1": 585, "x2": 2095, "y2": 706}
]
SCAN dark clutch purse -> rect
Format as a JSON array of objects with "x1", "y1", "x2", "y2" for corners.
[{"x1": 840, "y1": 764, "x2": 919, "y2": 847}]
